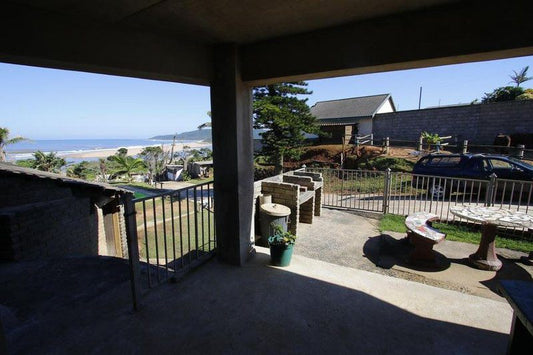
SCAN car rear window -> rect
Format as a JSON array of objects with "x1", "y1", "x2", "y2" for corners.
[{"x1": 427, "y1": 156, "x2": 461, "y2": 167}]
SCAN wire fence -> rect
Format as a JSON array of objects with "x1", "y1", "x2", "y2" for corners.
[{"x1": 307, "y1": 167, "x2": 533, "y2": 239}]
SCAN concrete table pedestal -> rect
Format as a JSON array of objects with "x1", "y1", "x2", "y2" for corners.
[
  {"x1": 468, "y1": 223, "x2": 502, "y2": 271},
  {"x1": 450, "y1": 206, "x2": 533, "y2": 272}
]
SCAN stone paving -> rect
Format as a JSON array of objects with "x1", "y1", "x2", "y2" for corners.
[{"x1": 295, "y1": 208, "x2": 533, "y2": 301}]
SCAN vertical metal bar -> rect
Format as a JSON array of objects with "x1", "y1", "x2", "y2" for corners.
[
  {"x1": 526, "y1": 183, "x2": 532, "y2": 213},
  {"x1": 194, "y1": 186, "x2": 200, "y2": 259},
  {"x1": 201, "y1": 184, "x2": 205, "y2": 251},
  {"x1": 123, "y1": 194, "x2": 142, "y2": 311},
  {"x1": 400, "y1": 174, "x2": 406, "y2": 215},
  {"x1": 382, "y1": 169, "x2": 390, "y2": 214},
  {"x1": 207, "y1": 183, "x2": 212, "y2": 251},
  {"x1": 509, "y1": 182, "x2": 515, "y2": 209},
  {"x1": 340, "y1": 170, "x2": 345, "y2": 208},
  {"x1": 142, "y1": 200, "x2": 151, "y2": 288},
  {"x1": 500, "y1": 181, "x2": 507, "y2": 208},
  {"x1": 170, "y1": 194, "x2": 177, "y2": 276},
  {"x1": 161, "y1": 196, "x2": 169, "y2": 279},
  {"x1": 186, "y1": 189, "x2": 191, "y2": 264},
  {"x1": 517, "y1": 183, "x2": 524, "y2": 211},
  {"x1": 152, "y1": 197, "x2": 160, "y2": 284},
  {"x1": 178, "y1": 191, "x2": 184, "y2": 268}
]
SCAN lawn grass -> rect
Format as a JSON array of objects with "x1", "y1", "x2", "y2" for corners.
[
  {"x1": 135, "y1": 197, "x2": 215, "y2": 260},
  {"x1": 379, "y1": 213, "x2": 533, "y2": 253}
]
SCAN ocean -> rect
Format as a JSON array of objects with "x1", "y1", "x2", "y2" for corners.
[{"x1": 4, "y1": 138, "x2": 195, "y2": 162}]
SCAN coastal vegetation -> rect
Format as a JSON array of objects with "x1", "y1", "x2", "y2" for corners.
[
  {"x1": 0, "y1": 127, "x2": 26, "y2": 162},
  {"x1": 16, "y1": 151, "x2": 66, "y2": 173}
]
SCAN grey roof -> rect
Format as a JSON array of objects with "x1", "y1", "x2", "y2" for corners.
[
  {"x1": 0, "y1": 162, "x2": 130, "y2": 195},
  {"x1": 311, "y1": 94, "x2": 394, "y2": 125}
]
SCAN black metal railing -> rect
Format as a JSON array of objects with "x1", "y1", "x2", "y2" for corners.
[
  {"x1": 307, "y1": 167, "x2": 533, "y2": 236},
  {"x1": 133, "y1": 182, "x2": 216, "y2": 288}
]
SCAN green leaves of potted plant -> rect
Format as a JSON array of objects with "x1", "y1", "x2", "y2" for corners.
[{"x1": 267, "y1": 223, "x2": 297, "y2": 267}]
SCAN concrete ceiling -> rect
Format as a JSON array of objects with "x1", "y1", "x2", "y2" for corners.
[
  {"x1": 1, "y1": 0, "x2": 533, "y2": 85},
  {"x1": 9, "y1": 0, "x2": 457, "y2": 44}
]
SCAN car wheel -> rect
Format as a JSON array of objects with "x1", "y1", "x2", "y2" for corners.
[{"x1": 429, "y1": 184, "x2": 446, "y2": 199}]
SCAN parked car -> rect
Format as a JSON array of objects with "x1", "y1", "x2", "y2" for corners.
[{"x1": 412, "y1": 153, "x2": 533, "y2": 199}]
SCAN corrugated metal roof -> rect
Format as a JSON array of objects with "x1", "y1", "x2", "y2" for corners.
[
  {"x1": 0, "y1": 162, "x2": 130, "y2": 195},
  {"x1": 311, "y1": 94, "x2": 392, "y2": 120}
]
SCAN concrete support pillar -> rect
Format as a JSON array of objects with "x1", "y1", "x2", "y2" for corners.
[{"x1": 210, "y1": 44, "x2": 255, "y2": 265}]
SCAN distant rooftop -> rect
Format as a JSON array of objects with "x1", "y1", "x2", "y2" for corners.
[
  {"x1": 0, "y1": 162, "x2": 128, "y2": 195},
  {"x1": 311, "y1": 94, "x2": 395, "y2": 125}
]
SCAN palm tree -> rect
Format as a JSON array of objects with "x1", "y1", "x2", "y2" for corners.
[
  {"x1": 32, "y1": 151, "x2": 66, "y2": 173},
  {"x1": 0, "y1": 127, "x2": 27, "y2": 162},
  {"x1": 509, "y1": 66, "x2": 532, "y2": 87},
  {"x1": 108, "y1": 155, "x2": 146, "y2": 182}
]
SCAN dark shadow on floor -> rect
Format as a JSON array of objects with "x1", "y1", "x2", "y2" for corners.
[
  {"x1": 363, "y1": 234, "x2": 451, "y2": 272},
  {"x1": 1, "y1": 251, "x2": 510, "y2": 354},
  {"x1": 481, "y1": 255, "x2": 533, "y2": 296}
]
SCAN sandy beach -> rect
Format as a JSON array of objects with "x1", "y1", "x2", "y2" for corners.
[{"x1": 63, "y1": 141, "x2": 211, "y2": 159}]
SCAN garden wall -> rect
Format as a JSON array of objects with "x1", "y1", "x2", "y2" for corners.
[{"x1": 373, "y1": 100, "x2": 533, "y2": 145}]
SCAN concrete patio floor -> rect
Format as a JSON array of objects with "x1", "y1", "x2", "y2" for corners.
[
  {"x1": 1, "y1": 249, "x2": 514, "y2": 354},
  {"x1": 295, "y1": 208, "x2": 533, "y2": 301}
]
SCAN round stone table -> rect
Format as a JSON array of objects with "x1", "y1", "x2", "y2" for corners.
[{"x1": 450, "y1": 206, "x2": 533, "y2": 271}]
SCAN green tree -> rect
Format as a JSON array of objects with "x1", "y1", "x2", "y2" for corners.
[
  {"x1": 509, "y1": 66, "x2": 532, "y2": 87},
  {"x1": 31, "y1": 151, "x2": 66, "y2": 173},
  {"x1": 140, "y1": 146, "x2": 167, "y2": 185},
  {"x1": 66, "y1": 161, "x2": 94, "y2": 180},
  {"x1": 0, "y1": 127, "x2": 27, "y2": 162},
  {"x1": 108, "y1": 155, "x2": 145, "y2": 182},
  {"x1": 253, "y1": 82, "x2": 320, "y2": 174},
  {"x1": 116, "y1": 147, "x2": 128, "y2": 157},
  {"x1": 481, "y1": 86, "x2": 524, "y2": 103},
  {"x1": 98, "y1": 158, "x2": 108, "y2": 182},
  {"x1": 516, "y1": 88, "x2": 533, "y2": 101}
]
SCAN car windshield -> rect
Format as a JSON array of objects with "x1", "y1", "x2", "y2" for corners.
[{"x1": 508, "y1": 157, "x2": 533, "y2": 170}]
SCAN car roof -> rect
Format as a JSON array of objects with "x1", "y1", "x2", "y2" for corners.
[{"x1": 425, "y1": 153, "x2": 514, "y2": 159}]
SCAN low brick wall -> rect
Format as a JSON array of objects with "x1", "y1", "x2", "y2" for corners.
[{"x1": 373, "y1": 100, "x2": 533, "y2": 145}]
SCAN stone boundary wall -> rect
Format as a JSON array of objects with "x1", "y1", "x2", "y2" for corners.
[{"x1": 373, "y1": 100, "x2": 533, "y2": 145}]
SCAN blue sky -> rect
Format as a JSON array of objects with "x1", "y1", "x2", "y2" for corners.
[{"x1": 1, "y1": 55, "x2": 532, "y2": 139}]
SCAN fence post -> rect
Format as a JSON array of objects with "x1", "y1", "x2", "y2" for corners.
[
  {"x1": 382, "y1": 168, "x2": 391, "y2": 214},
  {"x1": 123, "y1": 193, "x2": 142, "y2": 311},
  {"x1": 517, "y1": 144, "x2": 525, "y2": 160},
  {"x1": 485, "y1": 173, "x2": 497, "y2": 206},
  {"x1": 462, "y1": 140, "x2": 468, "y2": 154},
  {"x1": 384, "y1": 137, "x2": 390, "y2": 155},
  {"x1": 355, "y1": 137, "x2": 360, "y2": 147},
  {"x1": 302, "y1": 164, "x2": 306, "y2": 172},
  {"x1": 370, "y1": 133, "x2": 374, "y2": 146},
  {"x1": 418, "y1": 135, "x2": 423, "y2": 151}
]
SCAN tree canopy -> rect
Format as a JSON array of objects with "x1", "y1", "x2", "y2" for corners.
[
  {"x1": 31, "y1": 151, "x2": 66, "y2": 173},
  {"x1": 0, "y1": 127, "x2": 26, "y2": 162},
  {"x1": 253, "y1": 82, "x2": 320, "y2": 174},
  {"x1": 509, "y1": 66, "x2": 532, "y2": 87},
  {"x1": 481, "y1": 86, "x2": 525, "y2": 103},
  {"x1": 139, "y1": 146, "x2": 167, "y2": 184}
]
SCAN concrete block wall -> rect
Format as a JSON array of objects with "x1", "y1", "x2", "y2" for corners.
[
  {"x1": 1, "y1": 197, "x2": 99, "y2": 260},
  {"x1": 0, "y1": 175, "x2": 71, "y2": 208},
  {"x1": 299, "y1": 197, "x2": 315, "y2": 224},
  {"x1": 0, "y1": 173, "x2": 126, "y2": 261},
  {"x1": 261, "y1": 181, "x2": 300, "y2": 236},
  {"x1": 373, "y1": 100, "x2": 533, "y2": 145}
]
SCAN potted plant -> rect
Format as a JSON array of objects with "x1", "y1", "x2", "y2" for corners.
[{"x1": 267, "y1": 224, "x2": 297, "y2": 267}]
